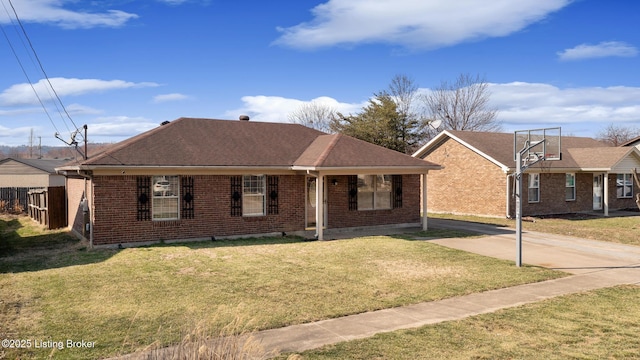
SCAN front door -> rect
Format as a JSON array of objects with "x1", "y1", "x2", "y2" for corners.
[
  {"x1": 593, "y1": 174, "x2": 603, "y2": 210},
  {"x1": 305, "y1": 177, "x2": 326, "y2": 229}
]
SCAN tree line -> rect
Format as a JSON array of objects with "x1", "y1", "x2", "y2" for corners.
[{"x1": 288, "y1": 73, "x2": 639, "y2": 152}]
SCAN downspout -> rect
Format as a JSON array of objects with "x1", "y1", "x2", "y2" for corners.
[{"x1": 74, "y1": 169, "x2": 94, "y2": 248}]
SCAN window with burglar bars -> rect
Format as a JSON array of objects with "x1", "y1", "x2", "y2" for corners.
[
  {"x1": 392, "y1": 175, "x2": 402, "y2": 208},
  {"x1": 230, "y1": 176, "x2": 242, "y2": 216},
  {"x1": 137, "y1": 176, "x2": 151, "y2": 221},
  {"x1": 181, "y1": 176, "x2": 194, "y2": 219},
  {"x1": 348, "y1": 175, "x2": 358, "y2": 210},
  {"x1": 243, "y1": 175, "x2": 266, "y2": 216},
  {"x1": 152, "y1": 176, "x2": 180, "y2": 220},
  {"x1": 230, "y1": 175, "x2": 278, "y2": 216},
  {"x1": 267, "y1": 175, "x2": 278, "y2": 215}
]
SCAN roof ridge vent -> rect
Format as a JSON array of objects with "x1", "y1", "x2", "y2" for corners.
[{"x1": 239, "y1": 115, "x2": 250, "y2": 121}]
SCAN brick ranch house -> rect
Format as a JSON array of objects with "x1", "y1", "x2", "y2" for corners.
[
  {"x1": 412, "y1": 130, "x2": 640, "y2": 218},
  {"x1": 56, "y1": 117, "x2": 440, "y2": 247}
]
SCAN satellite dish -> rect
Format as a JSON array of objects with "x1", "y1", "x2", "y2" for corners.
[{"x1": 429, "y1": 119, "x2": 442, "y2": 130}]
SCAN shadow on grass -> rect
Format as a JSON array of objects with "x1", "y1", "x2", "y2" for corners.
[
  {"x1": 392, "y1": 228, "x2": 483, "y2": 241},
  {"x1": 151, "y1": 235, "x2": 311, "y2": 251},
  {"x1": 0, "y1": 216, "x2": 118, "y2": 274}
]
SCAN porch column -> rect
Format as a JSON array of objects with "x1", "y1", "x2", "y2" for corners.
[
  {"x1": 422, "y1": 173, "x2": 428, "y2": 231},
  {"x1": 603, "y1": 172, "x2": 609, "y2": 217},
  {"x1": 316, "y1": 174, "x2": 324, "y2": 240}
]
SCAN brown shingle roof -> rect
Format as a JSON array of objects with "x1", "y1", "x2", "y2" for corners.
[
  {"x1": 414, "y1": 130, "x2": 611, "y2": 170},
  {"x1": 295, "y1": 134, "x2": 435, "y2": 168},
  {"x1": 567, "y1": 147, "x2": 637, "y2": 169},
  {"x1": 73, "y1": 118, "x2": 439, "y2": 171},
  {"x1": 83, "y1": 118, "x2": 324, "y2": 166}
]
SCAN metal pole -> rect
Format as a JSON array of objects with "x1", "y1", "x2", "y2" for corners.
[
  {"x1": 83, "y1": 125, "x2": 88, "y2": 160},
  {"x1": 515, "y1": 151, "x2": 523, "y2": 267}
]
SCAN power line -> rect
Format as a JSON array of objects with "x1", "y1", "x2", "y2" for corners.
[
  {"x1": 1, "y1": 0, "x2": 85, "y2": 141},
  {"x1": 0, "y1": 10, "x2": 61, "y2": 135}
]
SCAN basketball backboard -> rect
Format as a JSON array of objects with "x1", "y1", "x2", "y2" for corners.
[{"x1": 514, "y1": 127, "x2": 561, "y2": 163}]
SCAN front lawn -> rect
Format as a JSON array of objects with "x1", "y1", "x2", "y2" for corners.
[
  {"x1": 287, "y1": 285, "x2": 640, "y2": 359},
  {"x1": 0, "y1": 215, "x2": 563, "y2": 360}
]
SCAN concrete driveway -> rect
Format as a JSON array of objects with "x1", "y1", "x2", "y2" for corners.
[{"x1": 428, "y1": 217, "x2": 640, "y2": 282}]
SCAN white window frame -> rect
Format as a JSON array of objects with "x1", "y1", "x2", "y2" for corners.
[
  {"x1": 565, "y1": 173, "x2": 576, "y2": 201},
  {"x1": 152, "y1": 175, "x2": 180, "y2": 220},
  {"x1": 357, "y1": 174, "x2": 392, "y2": 210},
  {"x1": 617, "y1": 173, "x2": 633, "y2": 199},
  {"x1": 243, "y1": 175, "x2": 266, "y2": 216},
  {"x1": 528, "y1": 173, "x2": 540, "y2": 203}
]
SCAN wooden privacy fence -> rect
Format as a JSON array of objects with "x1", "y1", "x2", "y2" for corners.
[
  {"x1": 0, "y1": 187, "x2": 34, "y2": 213},
  {"x1": 28, "y1": 186, "x2": 67, "y2": 230}
]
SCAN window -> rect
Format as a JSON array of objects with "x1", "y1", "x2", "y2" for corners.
[
  {"x1": 617, "y1": 174, "x2": 633, "y2": 198},
  {"x1": 357, "y1": 175, "x2": 392, "y2": 210},
  {"x1": 565, "y1": 173, "x2": 576, "y2": 201},
  {"x1": 528, "y1": 173, "x2": 540, "y2": 203},
  {"x1": 243, "y1": 175, "x2": 266, "y2": 216},
  {"x1": 152, "y1": 175, "x2": 179, "y2": 220}
]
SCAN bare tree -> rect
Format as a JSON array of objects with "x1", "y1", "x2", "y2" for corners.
[
  {"x1": 288, "y1": 101, "x2": 336, "y2": 133},
  {"x1": 422, "y1": 73, "x2": 500, "y2": 134},
  {"x1": 383, "y1": 74, "x2": 427, "y2": 153},
  {"x1": 595, "y1": 123, "x2": 640, "y2": 146},
  {"x1": 387, "y1": 74, "x2": 418, "y2": 121}
]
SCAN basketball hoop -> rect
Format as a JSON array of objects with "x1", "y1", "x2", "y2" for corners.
[{"x1": 513, "y1": 127, "x2": 561, "y2": 267}]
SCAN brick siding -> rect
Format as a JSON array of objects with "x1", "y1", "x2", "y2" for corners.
[
  {"x1": 423, "y1": 139, "x2": 507, "y2": 217},
  {"x1": 87, "y1": 174, "x2": 421, "y2": 246},
  {"x1": 66, "y1": 177, "x2": 91, "y2": 236}
]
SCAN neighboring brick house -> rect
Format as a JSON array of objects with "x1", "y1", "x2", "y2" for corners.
[
  {"x1": 412, "y1": 130, "x2": 640, "y2": 218},
  {"x1": 56, "y1": 117, "x2": 440, "y2": 247}
]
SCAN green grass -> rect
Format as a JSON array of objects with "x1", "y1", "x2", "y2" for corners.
[
  {"x1": 0, "y1": 215, "x2": 563, "y2": 360},
  {"x1": 430, "y1": 212, "x2": 640, "y2": 246},
  {"x1": 285, "y1": 285, "x2": 640, "y2": 359}
]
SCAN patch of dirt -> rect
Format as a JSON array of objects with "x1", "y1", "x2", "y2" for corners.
[
  {"x1": 537, "y1": 213, "x2": 602, "y2": 220},
  {"x1": 371, "y1": 260, "x2": 467, "y2": 279}
]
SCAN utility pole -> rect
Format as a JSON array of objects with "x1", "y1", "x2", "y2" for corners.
[{"x1": 29, "y1": 128, "x2": 35, "y2": 158}]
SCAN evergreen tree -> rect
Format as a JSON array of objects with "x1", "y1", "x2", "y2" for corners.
[{"x1": 331, "y1": 93, "x2": 413, "y2": 153}]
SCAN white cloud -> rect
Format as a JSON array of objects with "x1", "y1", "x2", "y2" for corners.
[
  {"x1": 0, "y1": 124, "x2": 41, "y2": 140},
  {"x1": 488, "y1": 82, "x2": 640, "y2": 132},
  {"x1": 0, "y1": 0, "x2": 138, "y2": 29},
  {"x1": 0, "y1": 78, "x2": 159, "y2": 106},
  {"x1": 557, "y1": 41, "x2": 638, "y2": 61},
  {"x1": 88, "y1": 116, "x2": 158, "y2": 137},
  {"x1": 153, "y1": 93, "x2": 189, "y2": 103},
  {"x1": 224, "y1": 95, "x2": 365, "y2": 123},
  {"x1": 274, "y1": 0, "x2": 571, "y2": 50},
  {"x1": 65, "y1": 103, "x2": 102, "y2": 116}
]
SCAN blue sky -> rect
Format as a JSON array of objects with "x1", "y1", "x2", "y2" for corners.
[{"x1": 1, "y1": 0, "x2": 639, "y2": 147}]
